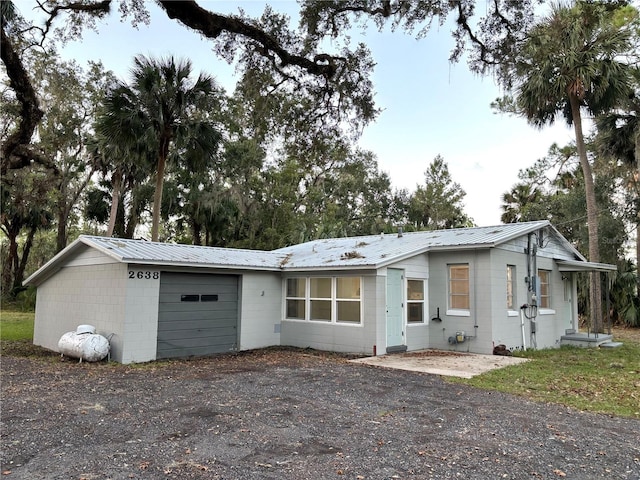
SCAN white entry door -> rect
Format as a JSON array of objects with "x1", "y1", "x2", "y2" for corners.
[{"x1": 386, "y1": 269, "x2": 405, "y2": 351}]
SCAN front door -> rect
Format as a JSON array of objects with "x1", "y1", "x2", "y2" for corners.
[{"x1": 386, "y1": 268, "x2": 405, "y2": 352}]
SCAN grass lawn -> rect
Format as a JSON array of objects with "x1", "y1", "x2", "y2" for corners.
[
  {"x1": 448, "y1": 327, "x2": 640, "y2": 419},
  {"x1": 1, "y1": 309, "x2": 639, "y2": 418},
  {"x1": 0, "y1": 309, "x2": 35, "y2": 341}
]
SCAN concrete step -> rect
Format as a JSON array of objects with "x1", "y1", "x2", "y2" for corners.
[{"x1": 599, "y1": 341, "x2": 623, "y2": 348}]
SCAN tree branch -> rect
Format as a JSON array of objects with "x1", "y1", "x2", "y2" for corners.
[
  {"x1": 0, "y1": 24, "x2": 50, "y2": 175},
  {"x1": 454, "y1": 2, "x2": 497, "y2": 66},
  {"x1": 35, "y1": 0, "x2": 111, "y2": 44},
  {"x1": 157, "y1": 0, "x2": 339, "y2": 78}
]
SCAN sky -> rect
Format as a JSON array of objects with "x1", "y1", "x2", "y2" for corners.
[{"x1": 19, "y1": 0, "x2": 576, "y2": 227}]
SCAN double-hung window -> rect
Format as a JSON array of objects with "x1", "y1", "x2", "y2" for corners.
[
  {"x1": 538, "y1": 270, "x2": 550, "y2": 308},
  {"x1": 336, "y1": 277, "x2": 361, "y2": 323},
  {"x1": 310, "y1": 277, "x2": 332, "y2": 321},
  {"x1": 506, "y1": 265, "x2": 516, "y2": 310},
  {"x1": 407, "y1": 280, "x2": 425, "y2": 323},
  {"x1": 448, "y1": 264, "x2": 470, "y2": 312},
  {"x1": 286, "y1": 278, "x2": 306, "y2": 319}
]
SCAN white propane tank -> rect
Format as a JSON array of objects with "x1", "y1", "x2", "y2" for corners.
[{"x1": 58, "y1": 325, "x2": 110, "y2": 362}]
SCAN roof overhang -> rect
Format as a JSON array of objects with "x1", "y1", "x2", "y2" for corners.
[{"x1": 556, "y1": 259, "x2": 617, "y2": 272}]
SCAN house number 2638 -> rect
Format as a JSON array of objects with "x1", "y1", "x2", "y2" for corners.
[{"x1": 128, "y1": 271, "x2": 159, "y2": 280}]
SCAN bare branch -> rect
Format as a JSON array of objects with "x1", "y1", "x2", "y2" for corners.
[
  {"x1": 454, "y1": 2, "x2": 498, "y2": 66},
  {"x1": 157, "y1": 0, "x2": 339, "y2": 78},
  {"x1": 39, "y1": 0, "x2": 111, "y2": 43}
]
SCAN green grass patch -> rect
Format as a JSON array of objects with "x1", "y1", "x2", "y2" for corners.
[
  {"x1": 448, "y1": 340, "x2": 640, "y2": 419},
  {"x1": 1, "y1": 309, "x2": 35, "y2": 341}
]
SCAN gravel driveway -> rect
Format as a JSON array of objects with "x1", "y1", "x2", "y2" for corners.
[{"x1": 1, "y1": 348, "x2": 639, "y2": 480}]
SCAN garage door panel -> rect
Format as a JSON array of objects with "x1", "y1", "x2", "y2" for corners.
[
  {"x1": 157, "y1": 316, "x2": 237, "y2": 329},
  {"x1": 158, "y1": 295, "x2": 237, "y2": 305},
  {"x1": 158, "y1": 327, "x2": 237, "y2": 341},
  {"x1": 157, "y1": 272, "x2": 239, "y2": 359},
  {"x1": 157, "y1": 344, "x2": 236, "y2": 358},
  {"x1": 158, "y1": 336, "x2": 237, "y2": 352},
  {"x1": 157, "y1": 301, "x2": 237, "y2": 314},
  {"x1": 159, "y1": 285, "x2": 238, "y2": 296}
]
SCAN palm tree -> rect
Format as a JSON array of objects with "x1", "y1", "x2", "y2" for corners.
[
  {"x1": 97, "y1": 55, "x2": 221, "y2": 241},
  {"x1": 504, "y1": 1, "x2": 635, "y2": 331},
  {"x1": 500, "y1": 183, "x2": 543, "y2": 223}
]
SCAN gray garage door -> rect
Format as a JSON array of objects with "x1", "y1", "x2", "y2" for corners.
[{"x1": 157, "y1": 272, "x2": 239, "y2": 359}]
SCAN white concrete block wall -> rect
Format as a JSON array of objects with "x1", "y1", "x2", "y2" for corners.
[
  {"x1": 489, "y1": 248, "x2": 529, "y2": 352},
  {"x1": 33, "y1": 262, "x2": 127, "y2": 359},
  {"x1": 121, "y1": 265, "x2": 161, "y2": 363},
  {"x1": 239, "y1": 272, "x2": 282, "y2": 350},
  {"x1": 281, "y1": 320, "x2": 370, "y2": 354},
  {"x1": 427, "y1": 251, "x2": 494, "y2": 354}
]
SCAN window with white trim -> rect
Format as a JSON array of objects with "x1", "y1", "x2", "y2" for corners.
[
  {"x1": 285, "y1": 277, "x2": 362, "y2": 324},
  {"x1": 286, "y1": 278, "x2": 306, "y2": 319},
  {"x1": 507, "y1": 265, "x2": 516, "y2": 310},
  {"x1": 310, "y1": 277, "x2": 332, "y2": 321},
  {"x1": 538, "y1": 269, "x2": 550, "y2": 308},
  {"x1": 336, "y1": 277, "x2": 361, "y2": 323},
  {"x1": 449, "y1": 264, "x2": 469, "y2": 310},
  {"x1": 407, "y1": 279, "x2": 425, "y2": 323}
]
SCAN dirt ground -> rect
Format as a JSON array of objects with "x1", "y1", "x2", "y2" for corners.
[{"x1": 2, "y1": 346, "x2": 639, "y2": 480}]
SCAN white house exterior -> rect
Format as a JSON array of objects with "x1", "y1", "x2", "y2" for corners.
[{"x1": 24, "y1": 221, "x2": 616, "y2": 363}]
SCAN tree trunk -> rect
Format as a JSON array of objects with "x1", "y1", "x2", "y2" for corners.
[
  {"x1": 106, "y1": 170, "x2": 122, "y2": 237},
  {"x1": 192, "y1": 219, "x2": 202, "y2": 245},
  {"x1": 569, "y1": 93, "x2": 602, "y2": 332},
  {"x1": 635, "y1": 125, "x2": 640, "y2": 297},
  {"x1": 56, "y1": 210, "x2": 67, "y2": 253},
  {"x1": 151, "y1": 143, "x2": 169, "y2": 242},
  {"x1": 14, "y1": 226, "x2": 36, "y2": 291},
  {"x1": 1, "y1": 230, "x2": 18, "y2": 298}
]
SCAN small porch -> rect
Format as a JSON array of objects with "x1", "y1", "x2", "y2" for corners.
[
  {"x1": 556, "y1": 259, "x2": 620, "y2": 349},
  {"x1": 560, "y1": 329, "x2": 619, "y2": 348}
]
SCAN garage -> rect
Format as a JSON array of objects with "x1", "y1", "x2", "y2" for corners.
[{"x1": 157, "y1": 272, "x2": 239, "y2": 359}]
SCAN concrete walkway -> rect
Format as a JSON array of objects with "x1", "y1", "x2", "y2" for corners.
[{"x1": 350, "y1": 350, "x2": 529, "y2": 378}]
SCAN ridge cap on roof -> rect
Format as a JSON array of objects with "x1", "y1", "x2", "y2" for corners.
[{"x1": 80, "y1": 235, "x2": 281, "y2": 256}]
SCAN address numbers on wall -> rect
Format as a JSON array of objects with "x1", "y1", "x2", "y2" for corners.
[{"x1": 128, "y1": 271, "x2": 160, "y2": 280}]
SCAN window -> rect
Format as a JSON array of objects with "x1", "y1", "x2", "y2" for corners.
[
  {"x1": 538, "y1": 270, "x2": 550, "y2": 308},
  {"x1": 336, "y1": 277, "x2": 361, "y2": 323},
  {"x1": 285, "y1": 276, "x2": 362, "y2": 324},
  {"x1": 407, "y1": 280, "x2": 424, "y2": 323},
  {"x1": 310, "y1": 277, "x2": 332, "y2": 321},
  {"x1": 506, "y1": 265, "x2": 516, "y2": 310},
  {"x1": 286, "y1": 278, "x2": 306, "y2": 319},
  {"x1": 449, "y1": 264, "x2": 469, "y2": 310}
]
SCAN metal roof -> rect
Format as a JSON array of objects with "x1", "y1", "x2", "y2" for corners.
[
  {"x1": 26, "y1": 220, "x2": 609, "y2": 285},
  {"x1": 556, "y1": 259, "x2": 618, "y2": 272},
  {"x1": 81, "y1": 236, "x2": 286, "y2": 269},
  {"x1": 274, "y1": 220, "x2": 553, "y2": 270}
]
